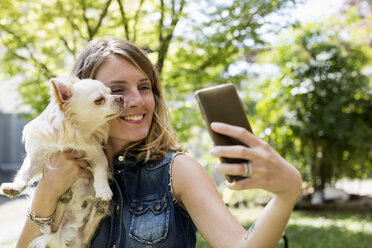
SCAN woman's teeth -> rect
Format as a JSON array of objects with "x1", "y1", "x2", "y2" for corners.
[{"x1": 123, "y1": 115, "x2": 143, "y2": 121}]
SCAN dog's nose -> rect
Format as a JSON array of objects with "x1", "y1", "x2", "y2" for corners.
[{"x1": 115, "y1": 95, "x2": 124, "y2": 104}]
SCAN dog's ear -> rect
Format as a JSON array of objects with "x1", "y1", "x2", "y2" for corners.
[{"x1": 50, "y1": 78, "x2": 73, "y2": 105}]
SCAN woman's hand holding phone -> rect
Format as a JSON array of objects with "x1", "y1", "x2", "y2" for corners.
[
  {"x1": 195, "y1": 83, "x2": 301, "y2": 198},
  {"x1": 194, "y1": 84, "x2": 254, "y2": 182},
  {"x1": 209, "y1": 122, "x2": 302, "y2": 201}
]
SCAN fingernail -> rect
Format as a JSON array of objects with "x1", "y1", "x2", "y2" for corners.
[
  {"x1": 209, "y1": 147, "x2": 217, "y2": 155},
  {"x1": 210, "y1": 122, "x2": 220, "y2": 129},
  {"x1": 211, "y1": 122, "x2": 224, "y2": 131},
  {"x1": 225, "y1": 180, "x2": 234, "y2": 187}
]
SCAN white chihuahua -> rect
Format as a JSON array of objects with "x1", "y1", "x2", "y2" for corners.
[{"x1": 0, "y1": 77, "x2": 124, "y2": 247}]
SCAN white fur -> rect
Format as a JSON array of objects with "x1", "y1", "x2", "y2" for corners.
[{"x1": 0, "y1": 77, "x2": 125, "y2": 248}]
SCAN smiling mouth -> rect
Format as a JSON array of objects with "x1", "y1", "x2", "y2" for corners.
[
  {"x1": 106, "y1": 111, "x2": 123, "y2": 120},
  {"x1": 121, "y1": 114, "x2": 144, "y2": 121}
]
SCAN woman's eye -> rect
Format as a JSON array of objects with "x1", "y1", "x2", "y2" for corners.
[
  {"x1": 111, "y1": 89, "x2": 124, "y2": 94},
  {"x1": 94, "y1": 97, "x2": 105, "y2": 105},
  {"x1": 139, "y1": 85, "x2": 151, "y2": 91}
]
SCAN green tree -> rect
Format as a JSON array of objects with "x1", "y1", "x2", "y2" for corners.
[
  {"x1": 0, "y1": 0, "x2": 297, "y2": 125},
  {"x1": 256, "y1": 7, "x2": 372, "y2": 190}
]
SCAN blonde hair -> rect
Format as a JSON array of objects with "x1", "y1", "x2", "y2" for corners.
[{"x1": 71, "y1": 39, "x2": 184, "y2": 161}]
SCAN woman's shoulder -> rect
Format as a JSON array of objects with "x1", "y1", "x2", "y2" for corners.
[
  {"x1": 171, "y1": 153, "x2": 217, "y2": 203},
  {"x1": 172, "y1": 153, "x2": 203, "y2": 172}
]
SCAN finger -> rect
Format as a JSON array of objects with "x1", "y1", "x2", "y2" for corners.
[
  {"x1": 210, "y1": 145, "x2": 256, "y2": 160},
  {"x1": 75, "y1": 159, "x2": 89, "y2": 169},
  {"x1": 210, "y1": 122, "x2": 260, "y2": 147},
  {"x1": 77, "y1": 169, "x2": 93, "y2": 178},
  {"x1": 71, "y1": 150, "x2": 85, "y2": 159},
  {"x1": 215, "y1": 163, "x2": 248, "y2": 176}
]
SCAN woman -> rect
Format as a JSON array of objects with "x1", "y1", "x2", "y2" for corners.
[{"x1": 17, "y1": 39, "x2": 301, "y2": 248}]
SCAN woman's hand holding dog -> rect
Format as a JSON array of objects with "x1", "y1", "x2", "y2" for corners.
[
  {"x1": 31, "y1": 150, "x2": 92, "y2": 217},
  {"x1": 16, "y1": 150, "x2": 93, "y2": 248},
  {"x1": 39, "y1": 150, "x2": 93, "y2": 201}
]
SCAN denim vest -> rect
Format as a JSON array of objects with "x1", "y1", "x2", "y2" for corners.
[{"x1": 90, "y1": 152, "x2": 196, "y2": 248}]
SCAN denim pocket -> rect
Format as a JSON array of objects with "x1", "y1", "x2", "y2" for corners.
[{"x1": 129, "y1": 194, "x2": 170, "y2": 245}]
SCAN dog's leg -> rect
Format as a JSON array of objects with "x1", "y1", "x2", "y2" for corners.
[
  {"x1": 51, "y1": 188, "x2": 73, "y2": 233},
  {"x1": 1, "y1": 155, "x2": 44, "y2": 197},
  {"x1": 91, "y1": 150, "x2": 112, "y2": 201},
  {"x1": 82, "y1": 201, "x2": 110, "y2": 246},
  {"x1": 51, "y1": 201, "x2": 66, "y2": 233}
]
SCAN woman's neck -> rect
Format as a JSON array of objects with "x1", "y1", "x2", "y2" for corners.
[{"x1": 105, "y1": 138, "x2": 131, "y2": 167}]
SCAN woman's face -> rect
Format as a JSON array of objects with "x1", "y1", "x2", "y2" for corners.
[{"x1": 95, "y1": 55, "x2": 155, "y2": 151}]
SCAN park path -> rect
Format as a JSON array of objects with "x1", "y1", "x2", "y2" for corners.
[{"x1": 0, "y1": 197, "x2": 27, "y2": 246}]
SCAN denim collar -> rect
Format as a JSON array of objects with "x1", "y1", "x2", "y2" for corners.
[
  {"x1": 113, "y1": 151, "x2": 178, "y2": 171},
  {"x1": 113, "y1": 152, "x2": 142, "y2": 169}
]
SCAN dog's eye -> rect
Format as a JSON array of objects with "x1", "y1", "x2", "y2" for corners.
[{"x1": 94, "y1": 97, "x2": 105, "y2": 105}]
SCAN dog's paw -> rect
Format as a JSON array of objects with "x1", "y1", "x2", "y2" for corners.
[
  {"x1": 94, "y1": 201, "x2": 110, "y2": 215},
  {"x1": 95, "y1": 187, "x2": 113, "y2": 201},
  {"x1": 59, "y1": 188, "x2": 73, "y2": 203},
  {"x1": 0, "y1": 182, "x2": 26, "y2": 198},
  {"x1": 94, "y1": 179, "x2": 113, "y2": 201}
]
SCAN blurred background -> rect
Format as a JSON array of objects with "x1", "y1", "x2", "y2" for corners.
[{"x1": 0, "y1": 0, "x2": 371, "y2": 247}]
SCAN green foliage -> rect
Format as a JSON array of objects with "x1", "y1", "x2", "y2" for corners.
[
  {"x1": 164, "y1": 0, "x2": 298, "y2": 117},
  {"x1": 0, "y1": 0, "x2": 300, "y2": 178},
  {"x1": 256, "y1": 8, "x2": 372, "y2": 189},
  {"x1": 1, "y1": 1, "x2": 371, "y2": 188},
  {"x1": 220, "y1": 184, "x2": 274, "y2": 208},
  {"x1": 0, "y1": 0, "x2": 188, "y2": 117},
  {"x1": 0, "y1": 0, "x2": 297, "y2": 121}
]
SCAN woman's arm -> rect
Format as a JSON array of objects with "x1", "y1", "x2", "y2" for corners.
[
  {"x1": 172, "y1": 122, "x2": 301, "y2": 248},
  {"x1": 172, "y1": 154, "x2": 246, "y2": 247},
  {"x1": 16, "y1": 150, "x2": 92, "y2": 248}
]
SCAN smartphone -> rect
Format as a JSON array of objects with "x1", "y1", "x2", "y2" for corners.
[{"x1": 194, "y1": 83, "x2": 253, "y2": 182}]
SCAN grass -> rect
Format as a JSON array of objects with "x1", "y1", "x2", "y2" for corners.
[
  {"x1": 2, "y1": 209, "x2": 371, "y2": 248},
  {"x1": 285, "y1": 210, "x2": 372, "y2": 248},
  {"x1": 196, "y1": 207, "x2": 372, "y2": 248}
]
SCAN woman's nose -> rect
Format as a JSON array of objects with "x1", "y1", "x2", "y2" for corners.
[{"x1": 125, "y1": 90, "x2": 144, "y2": 107}]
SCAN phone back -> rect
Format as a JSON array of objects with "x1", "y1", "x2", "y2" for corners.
[
  {"x1": 194, "y1": 83, "x2": 252, "y2": 148},
  {"x1": 195, "y1": 84, "x2": 253, "y2": 182}
]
